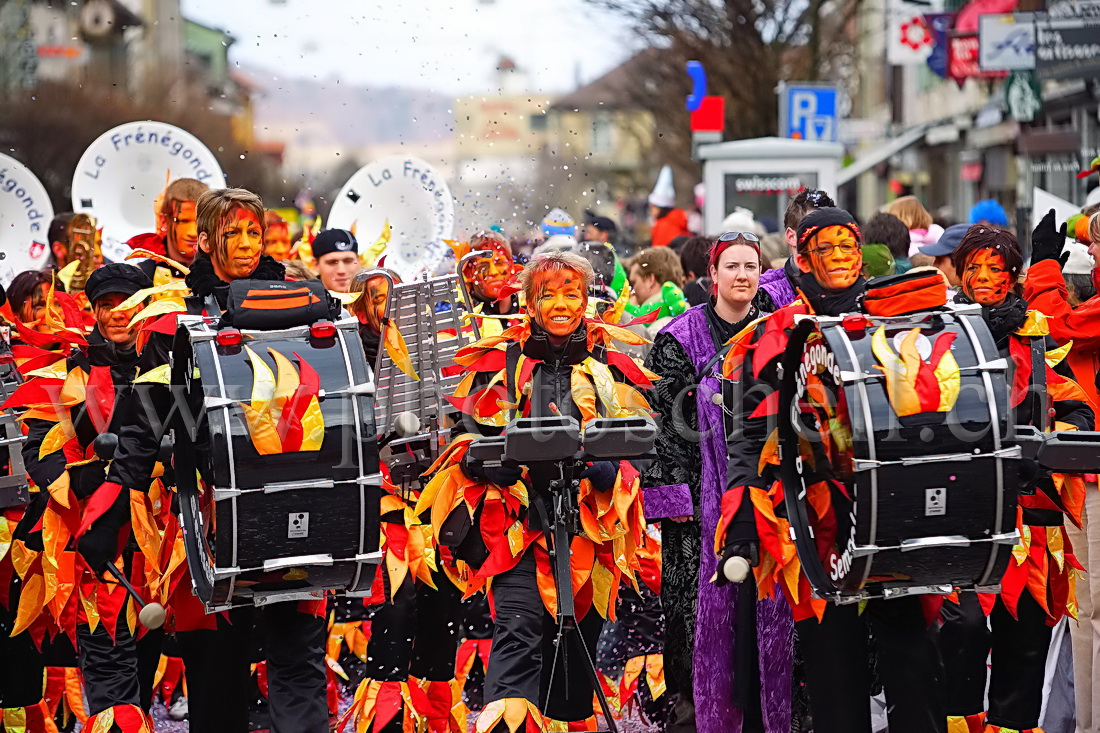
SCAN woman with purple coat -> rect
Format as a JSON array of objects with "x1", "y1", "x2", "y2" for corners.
[{"x1": 643, "y1": 232, "x2": 793, "y2": 733}]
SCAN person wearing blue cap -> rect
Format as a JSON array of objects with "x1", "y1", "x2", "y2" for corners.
[{"x1": 919, "y1": 223, "x2": 969, "y2": 295}]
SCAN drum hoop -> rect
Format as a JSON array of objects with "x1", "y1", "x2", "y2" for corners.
[
  {"x1": 825, "y1": 322, "x2": 878, "y2": 590},
  {"x1": 955, "y1": 312, "x2": 1011, "y2": 586},
  {"x1": 334, "y1": 324, "x2": 369, "y2": 593},
  {"x1": 778, "y1": 318, "x2": 841, "y2": 599}
]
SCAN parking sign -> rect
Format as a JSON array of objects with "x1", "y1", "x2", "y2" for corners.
[{"x1": 779, "y1": 84, "x2": 839, "y2": 142}]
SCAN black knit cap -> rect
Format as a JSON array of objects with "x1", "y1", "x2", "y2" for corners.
[
  {"x1": 85, "y1": 263, "x2": 153, "y2": 305},
  {"x1": 313, "y1": 229, "x2": 358, "y2": 260},
  {"x1": 795, "y1": 207, "x2": 862, "y2": 254}
]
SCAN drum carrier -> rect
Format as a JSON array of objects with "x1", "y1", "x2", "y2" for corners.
[{"x1": 171, "y1": 283, "x2": 381, "y2": 612}]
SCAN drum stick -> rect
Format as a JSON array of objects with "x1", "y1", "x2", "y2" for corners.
[
  {"x1": 102, "y1": 563, "x2": 166, "y2": 629},
  {"x1": 722, "y1": 556, "x2": 751, "y2": 584}
]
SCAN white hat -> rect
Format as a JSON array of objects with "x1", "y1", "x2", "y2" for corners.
[
  {"x1": 1062, "y1": 241, "x2": 1094, "y2": 275},
  {"x1": 648, "y1": 165, "x2": 676, "y2": 208},
  {"x1": 719, "y1": 207, "x2": 762, "y2": 237},
  {"x1": 1087, "y1": 187, "x2": 1100, "y2": 208}
]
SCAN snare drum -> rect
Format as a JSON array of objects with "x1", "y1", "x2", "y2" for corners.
[
  {"x1": 172, "y1": 315, "x2": 381, "y2": 611},
  {"x1": 777, "y1": 305, "x2": 1020, "y2": 603}
]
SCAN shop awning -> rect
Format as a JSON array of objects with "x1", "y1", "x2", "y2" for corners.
[{"x1": 837, "y1": 125, "x2": 929, "y2": 186}]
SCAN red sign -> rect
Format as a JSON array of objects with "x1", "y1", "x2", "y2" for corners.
[
  {"x1": 949, "y1": 33, "x2": 1007, "y2": 81},
  {"x1": 37, "y1": 46, "x2": 82, "y2": 59},
  {"x1": 961, "y1": 162, "x2": 984, "y2": 181},
  {"x1": 690, "y1": 95, "x2": 725, "y2": 133}
]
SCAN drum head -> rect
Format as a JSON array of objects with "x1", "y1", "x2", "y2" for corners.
[{"x1": 0, "y1": 153, "x2": 54, "y2": 286}]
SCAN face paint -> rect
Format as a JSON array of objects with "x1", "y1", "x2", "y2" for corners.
[
  {"x1": 360, "y1": 275, "x2": 389, "y2": 334},
  {"x1": 466, "y1": 242, "x2": 513, "y2": 301},
  {"x1": 961, "y1": 247, "x2": 1012, "y2": 306},
  {"x1": 532, "y1": 267, "x2": 587, "y2": 339},
  {"x1": 210, "y1": 208, "x2": 264, "y2": 281},
  {"x1": 93, "y1": 293, "x2": 142, "y2": 347},
  {"x1": 263, "y1": 223, "x2": 293, "y2": 261},
  {"x1": 167, "y1": 201, "x2": 199, "y2": 263},
  {"x1": 800, "y1": 225, "x2": 861, "y2": 292}
]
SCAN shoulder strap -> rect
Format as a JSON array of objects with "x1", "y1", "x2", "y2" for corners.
[{"x1": 1030, "y1": 335, "x2": 1048, "y2": 430}]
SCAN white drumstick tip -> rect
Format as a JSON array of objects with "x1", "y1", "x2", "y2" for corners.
[
  {"x1": 393, "y1": 411, "x2": 420, "y2": 437},
  {"x1": 139, "y1": 602, "x2": 167, "y2": 629},
  {"x1": 722, "y1": 556, "x2": 750, "y2": 583}
]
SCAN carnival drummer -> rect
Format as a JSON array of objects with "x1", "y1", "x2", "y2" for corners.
[
  {"x1": 715, "y1": 207, "x2": 947, "y2": 733},
  {"x1": 16, "y1": 263, "x2": 163, "y2": 729},
  {"x1": 126, "y1": 177, "x2": 207, "y2": 276},
  {"x1": 102, "y1": 188, "x2": 330, "y2": 733},
  {"x1": 420, "y1": 251, "x2": 654, "y2": 731}
]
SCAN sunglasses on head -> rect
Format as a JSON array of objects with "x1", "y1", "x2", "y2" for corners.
[{"x1": 717, "y1": 231, "x2": 760, "y2": 243}]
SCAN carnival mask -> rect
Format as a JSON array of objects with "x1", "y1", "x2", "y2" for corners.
[
  {"x1": 532, "y1": 267, "x2": 587, "y2": 339},
  {"x1": 961, "y1": 247, "x2": 1012, "y2": 306},
  {"x1": 799, "y1": 225, "x2": 862, "y2": 292}
]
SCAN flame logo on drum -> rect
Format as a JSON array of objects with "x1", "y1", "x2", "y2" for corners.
[
  {"x1": 239, "y1": 346, "x2": 325, "y2": 455},
  {"x1": 871, "y1": 326, "x2": 960, "y2": 417}
]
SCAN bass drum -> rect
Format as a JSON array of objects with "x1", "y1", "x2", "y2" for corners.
[
  {"x1": 171, "y1": 314, "x2": 381, "y2": 611},
  {"x1": 777, "y1": 306, "x2": 1020, "y2": 603}
]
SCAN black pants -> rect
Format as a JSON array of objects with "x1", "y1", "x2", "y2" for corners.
[
  {"x1": 484, "y1": 550, "x2": 604, "y2": 723},
  {"x1": 176, "y1": 603, "x2": 328, "y2": 733},
  {"x1": 939, "y1": 591, "x2": 1053, "y2": 729},
  {"x1": 796, "y1": 597, "x2": 945, "y2": 733},
  {"x1": 366, "y1": 568, "x2": 461, "y2": 681},
  {"x1": 77, "y1": 615, "x2": 163, "y2": 716}
]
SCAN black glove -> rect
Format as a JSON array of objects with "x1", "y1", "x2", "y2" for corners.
[
  {"x1": 1030, "y1": 209, "x2": 1069, "y2": 268},
  {"x1": 69, "y1": 461, "x2": 107, "y2": 500},
  {"x1": 77, "y1": 484, "x2": 130, "y2": 573},
  {"x1": 715, "y1": 540, "x2": 759, "y2": 587},
  {"x1": 461, "y1": 453, "x2": 523, "y2": 487},
  {"x1": 579, "y1": 461, "x2": 617, "y2": 492}
]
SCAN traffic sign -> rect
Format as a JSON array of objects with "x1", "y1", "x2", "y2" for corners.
[{"x1": 779, "y1": 83, "x2": 839, "y2": 142}]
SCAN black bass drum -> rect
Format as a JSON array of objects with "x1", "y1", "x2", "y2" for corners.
[
  {"x1": 777, "y1": 305, "x2": 1020, "y2": 603},
  {"x1": 172, "y1": 314, "x2": 381, "y2": 612},
  {"x1": 0, "y1": 328, "x2": 28, "y2": 509}
]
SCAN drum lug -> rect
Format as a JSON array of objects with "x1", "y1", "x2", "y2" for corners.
[
  {"x1": 263, "y1": 478, "x2": 336, "y2": 493},
  {"x1": 254, "y1": 590, "x2": 326, "y2": 607},
  {"x1": 204, "y1": 396, "x2": 235, "y2": 410},
  {"x1": 212, "y1": 566, "x2": 241, "y2": 580},
  {"x1": 851, "y1": 545, "x2": 879, "y2": 558},
  {"x1": 357, "y1": 473, "x2": 383, "y2": 487},
  {"x1": 354, "y1": 551, "x2": 384, "y2": 564},
  {"x1": 213, "y1": 488, "x2": 242, "y2": 501},
  {"x1": 991, "y1": 531, "x2": 1021, "y2": 545}
]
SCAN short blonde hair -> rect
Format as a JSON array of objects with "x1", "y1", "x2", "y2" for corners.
[
  {"x1": 884, "y1": 195, "x2": 933, "y2": 230},
  {"x1": 1090, "y1": 212, "x2": 1100, "y2": 245},
  {"x1": 520, "y1": 251, "x2": 594, "y2": 305}
]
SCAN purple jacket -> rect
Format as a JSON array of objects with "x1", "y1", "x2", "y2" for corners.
[{"x1": 759, "y1": 259, "x2": 798, "y2": 308}]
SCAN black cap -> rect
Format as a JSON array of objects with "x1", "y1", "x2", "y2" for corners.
[
  {"x1": 85, "y1": 263, "x2": 153, "y2": 305},
  {"x1": 795, "y1": 207, "x2": 862, "y2": 252},
  {"x1": 584, "y1": 210, "x2": 618, "y2": 234},
  {"x1": 313, "y1": 229, "x2": 358, "y2": 260}
]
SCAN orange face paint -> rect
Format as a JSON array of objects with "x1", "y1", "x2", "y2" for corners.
[
  {"x1": 961, "y1": 247, "x2": 1012, "y2": 306},
  {"x1": 361, "y1": 275, "x2": 389, "y2": 334},
  {"x1": 532, "y1": 267, "x2": 587, "y2": 339},
  {"x1": 263, "y1": 222, "x2": 292, "y2": 261},
  {"x1": 466, "y1": 241, "x2": 513, "y2": 301},
  {"x1": 168, "y1": 201, "x2": 199, "y2": 262},
  {"x1": 210, "y1": 208, "x2": 264, "y2": 281},
  {"x1": 800, "y1": 225, "x2": 862, "y2": 292}
]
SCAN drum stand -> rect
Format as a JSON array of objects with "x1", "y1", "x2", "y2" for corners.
[{"x1": 534, "y1": 462, "x2": 620, "y2": 733}]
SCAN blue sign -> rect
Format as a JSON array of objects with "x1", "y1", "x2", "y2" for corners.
[{"x1": 780, "y1": 85, "x2": 838, "y2": 142}]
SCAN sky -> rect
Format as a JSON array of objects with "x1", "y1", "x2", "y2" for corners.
[{"x1": 181, "y1": 0, "x2": 638, "y2": 95}]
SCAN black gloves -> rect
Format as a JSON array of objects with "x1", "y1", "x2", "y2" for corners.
[
  {"x1": 715, "y1": 540, "x2": 759, "y2": 587},
  {"x1": 1030, "y1": 209, "x2": 1069, "y2": 268},
  {"x1": 580, "y1": 461, "x2": 618, "y2": 492},
  {"x1": 77, "y1": 484, "x2": 130, "y2": 573},
  {"x1": 461, "y1": 453, "x2": 523, "y2": 487}
]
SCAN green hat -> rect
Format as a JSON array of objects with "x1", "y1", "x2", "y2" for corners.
[{"x1": 862, "y1": 243, "x2": 896, "y2": 278}]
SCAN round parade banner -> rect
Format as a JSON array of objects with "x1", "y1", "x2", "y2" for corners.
[
  {"x1": 0, "y1": 153, "x2": 55, "y2": 286},
  {"x1": 71, "y1": 121, "x2": 225, "y2": 262},
  {"x1": 327, "y1": 156, "x2": 455, "y2": 282}
]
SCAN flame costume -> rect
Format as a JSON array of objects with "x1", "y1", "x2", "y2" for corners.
[
  {"x1": 715, "y1": 209, "x2": 948, "y2": 733},
  {"x1": 104, "y1": 194, "x2": 332, "y2": 732},
  {"x1": 938, "y1": 229, "x2": 1093, "y2": 733},
  {"x1": 2, "y1": 265, "x2": 163, "y2": 732},
  {"x1": 421, "y1": 256, "x2": 655, "y2": 731}
]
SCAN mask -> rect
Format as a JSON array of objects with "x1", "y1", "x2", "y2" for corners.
[
  {"x1": 961, "y1": 248, "x2": 1012, "y2": 306},
  {"x1": 532, "y1": 267, "x2": 587, "y2": 338},
  {"x1": 800, "y1": 225, "x2": 861, "y2": 291}
]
